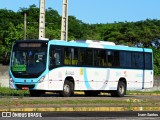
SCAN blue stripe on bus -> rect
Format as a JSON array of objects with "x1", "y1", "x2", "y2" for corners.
[
  {"x1": 103, "y1": 45, "x2": 152, "y2": 52},
  {"x1": 84, "y1": 68, "x2": 91, "y2": 90}
]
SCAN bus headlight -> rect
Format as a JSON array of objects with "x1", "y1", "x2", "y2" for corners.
[
  {"x1": 9, "y1": 76, "x2": 14, "y2": 83},
  {"x1": 39, "y1": 76, "x2": 45, "y2": 83}
]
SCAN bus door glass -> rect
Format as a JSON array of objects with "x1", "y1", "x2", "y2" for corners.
[
  {"x1": 48, "y1": 45, "x2": 62, "y2": 90},
  {"x1": 49, "y1": 46, "x2": 62, "y2": 69}
]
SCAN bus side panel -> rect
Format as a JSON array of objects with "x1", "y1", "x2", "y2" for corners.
[
  {"x1": 107, "y1": 69, "x2": 144, "y2": 91},
  {"x1": 144, "y1": 70, "x2": 153, "y2": 89},
  {"x1": 47, "y1": 68, "x2": 64, "y2": 91},
  {"x1": 76, "y1": 68, "x2": 118, "y2": 91},
  {"x1": 127, "y1": 70, "x2": 143, "y2": 90},
  {"x1": 112, "y1": 69, "x2": 144, "y2": 91},
  {"x1": 94, "y1": 68, "x2": 112, "y2": 90},
  {"x1": 47, "y1": 67, "x2": 87, "y2": 91},
  {"x1": 46, "y1": 67, "x2": 153, "y2": 91}
]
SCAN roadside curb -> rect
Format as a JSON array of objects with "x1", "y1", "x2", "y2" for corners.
[
  {"x1": 0, "y1": 107, "x2": 160, "y2": 112},
  {"x1": 74, "y1": 92, "x2": 160, "y2": 96}
]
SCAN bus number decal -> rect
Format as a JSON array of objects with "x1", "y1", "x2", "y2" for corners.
[{"x1": 80, "y1": 68, "x2": 84, "y2": 75}]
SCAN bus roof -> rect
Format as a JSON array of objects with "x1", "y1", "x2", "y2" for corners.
[
  {"x1": 14, "y1": 39, "x2": 152, "y2": 53},
  {"x1": 48, "y1": 40, "x2": 152, "y2": 53}
]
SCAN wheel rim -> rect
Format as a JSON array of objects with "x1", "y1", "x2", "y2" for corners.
[
  {"x1": 64, "y1": 84, "x2": 70, "y2": 94},
  {"x1": 119, "y1": 85, "x2": 124, "y2": 94}
]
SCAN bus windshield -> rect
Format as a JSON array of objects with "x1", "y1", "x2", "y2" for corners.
[{"x1": 10, "y1": 42, "x2": 47, "y2": 78}]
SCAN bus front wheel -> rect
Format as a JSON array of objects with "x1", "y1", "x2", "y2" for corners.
[{"x1": 60, "y1": 81, "x2": 74, "y2": 97}]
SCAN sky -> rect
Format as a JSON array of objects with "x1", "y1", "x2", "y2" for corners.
[{"x1": 0, "y1": 0, "x2": 160, "y2": 24}]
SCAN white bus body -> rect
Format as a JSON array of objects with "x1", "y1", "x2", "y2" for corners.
[{"x1": 9, "y1": 40, "x2": 153, "y2": 97}]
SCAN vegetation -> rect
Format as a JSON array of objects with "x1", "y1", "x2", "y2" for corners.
[
  {"x1": 0, "y1": 87, "x2": 29, "y2": 97},
  {"x1": 0, "y1": 87, "x2": 159, "y2": 109},
  {"x1": 0, "y1": 5, "x2": 160, "y2": 74}
]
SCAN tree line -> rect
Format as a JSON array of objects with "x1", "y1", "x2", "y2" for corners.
[{"x1": 0, "y1": 5, "x2": 160, "y2": 75}]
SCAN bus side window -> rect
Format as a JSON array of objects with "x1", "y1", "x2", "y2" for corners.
[
  {"x1": 120, "y1": 51, "x2": 131, "y2": 68},
  {"x1": 100, "y1": 50, "x2": 106, "y2": 67},
  {"x1": 49, "y1": 46, "x2": 61, "y2": 70},
  {"x1": 54, "y1": 52, "x2": 61, "y2": 65},
  {"x1": 107, "y1": 50, "x2": 120, "y2": 67},
  {"x1": 145, "y1": 53, "x2": 152, "y2": 69},
  {"x1": 132, "y1": 52, "x2": 144, "y2": 69},
  {"x1": 64, "y1": 47, "x2": 71, "y2": 65},
  {"x1": 79, "y1": 49, "x2": 86, "y2": 65},
  {"x1": 94, "y1": 49, "x2": 106, "y2": 67},
  {"x1": 64, "y1": 47, "x2": 78, "y2": 65},
  {"x1": 49, "y1": 47, "x2": 55, "y2": 69},
  {"x1": 113, "y1": 51, "x2": 120, "y2": 67},
  {"x1": 71, "y1": 48, "x2": 78, "y2": 65},
  {"x1": 107, "y1": 51, "x2": 113, "y2": 67},
  {"x1": 94, "y1": 49, "x2": 100, "y2": 66},
  {"x1": 86, "y1": 49, "x2": 93, "y2": 66}
]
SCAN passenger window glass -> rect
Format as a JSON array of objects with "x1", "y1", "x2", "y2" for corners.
[
  {"x1": 120, "y1": 51, "x2": 131, "y2": 68},
  {"x1": 79, "y1": 48, "x2": 93, "y2": 66},
  {"x1": 64, "y1": 48, "x2": 71, "y2": 65},
  {"x1": 132, "y1": 52, "x2": 144, "y2": 69},
  {"x1": 94, "y1": 49, "x2": 106, "y2": 67},
  {"x1": 64, "y1": 47, "x2": 78, "y2": 65},
  {"x1": 107, "y1": 50, "x2": 120, "y2": 67},
  {"x1": 49, "y1": 46, "x2": 61, "y2": 69},
  {"x1": 86, "y1": 49, "x2": 93, "y2": 65},
  {"x1": 145, "y1": 53, "x2": 152, "y2": 69}
]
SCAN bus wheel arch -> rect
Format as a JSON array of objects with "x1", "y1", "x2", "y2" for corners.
[
  {"x1": 111, "y1": 78, "x2": 127, "y2": 97},
  {"x1": 60, "y1": 76, "x2": 74, "y2": 97}
]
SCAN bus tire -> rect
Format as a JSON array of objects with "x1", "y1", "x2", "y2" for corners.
[
  {"x1": 114, "y1": 81, "x2": 126, "y2": 97},
  {"x1": 60, "y1": 81, "x2": 74, "y2": 97}
]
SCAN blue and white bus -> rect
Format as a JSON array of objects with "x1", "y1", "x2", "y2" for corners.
[{"x1": 9, "y1": 40, "x2": 153, "y2": 97}]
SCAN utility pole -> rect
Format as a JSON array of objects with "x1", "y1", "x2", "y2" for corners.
[
  {"x1": 61, "y1": 0, "x2": 68, "y2": 41},
  {"x1": 24, "y1": 13, "x2": 27, "y2": 40},
  {"x1": 39, "y1": 0, "x2": 46, "y2": 39}
]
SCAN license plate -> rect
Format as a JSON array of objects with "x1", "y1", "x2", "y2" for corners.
[{"x1": 22, "y1": 86, "x2": 28, "y2": 90}]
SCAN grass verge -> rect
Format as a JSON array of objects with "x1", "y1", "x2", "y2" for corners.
[
  {"x1": 0, "y1": 87, "x2": 29, "y2": 97},
  {"x1": 0, "y1": 98, "x2": 159, "y2": 108},
  {"x1": 0, "y1": 87, "x2": 160, "y2": 97},
  {"x1": 0, "y1": 87, "x2": 159, "y2": 109}
]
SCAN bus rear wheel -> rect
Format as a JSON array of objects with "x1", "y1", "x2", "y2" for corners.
[
  {"x1": 60, "y1": 81, "x2": 74, "y2": 97},
  {"x1": 111, "y1": 81, "x2": 126, "y2": 97}
]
